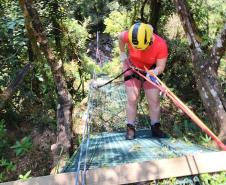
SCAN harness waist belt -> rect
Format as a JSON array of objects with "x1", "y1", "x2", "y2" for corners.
[{"x1": 124, "y1": 72, "x2": 146, "y2": 82}]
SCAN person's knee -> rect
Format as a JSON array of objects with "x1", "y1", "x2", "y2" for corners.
[
  {"x1": 127, "y1": 95, "x2": 139, "y2": 106},
  {"x1": 149, "y1": 96, "x2": 159, "y2": 106}
]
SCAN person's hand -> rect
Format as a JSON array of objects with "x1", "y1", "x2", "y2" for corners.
[
  {"x1": 120, "y1": 52, "x2": 127, "y2": 62},
  {"x1": 152, "y1": 68, "x2": 158, "y2": 76},
  {"x1": 146, "y1": 72, "x2": 158, "y2": 84}
]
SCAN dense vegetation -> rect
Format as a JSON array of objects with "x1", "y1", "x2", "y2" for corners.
[{"x1": 0, "y1": 0, "x2": 225, "y2": 183}]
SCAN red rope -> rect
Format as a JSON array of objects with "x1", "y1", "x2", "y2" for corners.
[{"x1": 131, "y1": 65, "x2": 226, "y2": 151}]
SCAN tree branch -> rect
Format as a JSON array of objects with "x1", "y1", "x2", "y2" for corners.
[
  {"x1": 210, "y1": 24, "x2": 226, "y2": 72},
  {"x1": 173, "y1": 0, "x2": 202, "y2": 53},
  {"x1": 0, "y1": 63, "x2": 33, "y2": 109}
]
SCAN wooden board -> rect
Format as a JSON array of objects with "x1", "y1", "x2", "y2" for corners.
[{"x1": 1, "y1": 151, "x2": 226, "y2": 185}]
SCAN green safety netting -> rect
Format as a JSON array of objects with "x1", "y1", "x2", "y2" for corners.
[
  {"x1": 63, "y1": 130, "x2": 215, "y2": 172},
  {"x1": 62, "y1": 75, "x2": 218, "y2": 185}
]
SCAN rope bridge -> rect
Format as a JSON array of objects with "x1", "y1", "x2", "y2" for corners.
[{"x1": 61, "y1": 74, "x2": 224, "y2": 185}]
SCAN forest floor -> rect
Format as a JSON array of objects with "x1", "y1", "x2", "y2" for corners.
[{"x1": 2, "y1": 121, "x2": 56, "y2": 182}]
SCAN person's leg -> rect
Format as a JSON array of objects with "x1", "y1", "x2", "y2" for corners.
[
  {"x1": 124, "y1": 84, "x2": 140, "y2": 140},
  {"x1": 123, "y1": 60, "x2": 141, "y2": 125},
  {"x1": 123, "y1": 60, "x2": 141, "y2": 139},
  {"x1": 144, "y1": 88, "x2": 160, "y2": 123},
  {"x1": 144, "y1": 83, "x2": 166, "y2": 137},
  {"x1": 125, "y1": 85, "x2": 140, "y2": 124}
]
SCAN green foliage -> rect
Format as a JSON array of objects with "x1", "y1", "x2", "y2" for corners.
[
  {"x1": 207, "y1": 0, "x2": 226, "y2": 39},
  {"x1": 0, "y1": 0, "x2": 27, "y2": 92},
  {"x1": 11, "y1": 136, "x2": 32, "y2": 156},
  {"x1": 149, "y1": 172, "x2": 226, "y2": 184},
  {"x1": 200, "y1": 172, "x2": 226, "y2": 185},
  {"x1": 18, "y1": 170, "x2": 31, "y2": 180},
  {"x1": 104, "y1": 10, "x2": 131, "y2": 37},
  {"x1": 62, "y1": 18, "x2": 90, "y2": 52},
  {"x1": 0, "y1": 158, "x2": 16, "y2": 173},
  {"x1": 81, "y1": 54, "x2": 101, "y2": 75},
  {"x1": 0, "y1": 120, "x2": 6, "y2": 140},
  {"x1": 187, "y1": 0, "x2": 226, "y2": 49},
  {"x1": 199, "y1": 134, "x2": 212, "y2": 146},
  {"x1": 163, "y1": 14, "x2": 185, "y2": 40},
  {"x1": 69, "y1": 0, "x2": 113, "y2": 31},
  {"x1": 101, "y1": 58, "x2": 121, "y2": 77},
  {"x1": 0, "y1": 173, "x2": 6, "y2": 183},
  {"x1": 0, "y1": 120, "x2": 7, "y2": 152},
  {"x1": 219, "y1": 58, "x2": 226, "y2": 97},
  {"x1": 0, "y1": 158, "x2": 16, "y2": 183},
  {"x1": 163, "y1": 39, "x2": 200, "y2": 102}
]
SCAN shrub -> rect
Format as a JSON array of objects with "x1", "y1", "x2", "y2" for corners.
[
  {"x1": 11, "y1": 136, "x2": 32, "y2": 156},
  {"x1": 0, "y1": 158, "x2": 16, "y2": 173},
  {"x1": 62, "y1": 18, "x2": 90, "y2": 52},
  {"x1": 104, "y1": 10, "x2": 131, "y2": 38}
]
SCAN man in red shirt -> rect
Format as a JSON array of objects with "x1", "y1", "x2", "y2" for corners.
[{"x1": 119, "y1": 22, "x2": 168, "y2": 139}]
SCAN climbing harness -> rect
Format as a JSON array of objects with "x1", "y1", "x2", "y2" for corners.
[
  {"x1": 129, "y1": 64, "x2": 166, "y2": 91},
  {"x1": 97, "y1": 62, "x2": 148, "y2": 88}
]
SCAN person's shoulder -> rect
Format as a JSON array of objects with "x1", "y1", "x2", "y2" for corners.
[
  {"x1": 120, "y1": 30, "x2": 128, "y2": 37},
  {"x1": 119, "y1": 30, "x2": 129, "y2": 42},
  {"x1": 154, "y1": 34, "x2": 167, "y2": 44}
]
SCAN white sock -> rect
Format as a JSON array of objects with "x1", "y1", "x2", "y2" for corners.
[
  {"x1": 127, "y1": 120, "x2": 136, "y2": 126},
  {"x1": 151, "y1": 120, "x2": 160, "y2": 126}
]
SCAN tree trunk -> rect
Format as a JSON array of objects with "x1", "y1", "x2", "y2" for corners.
[
  {"x1": 19, "y1": 0, "x2": 73, "y2": 163},
  {"x1": 210, "y1": 25, "x2": 226, "y2": 74},
  {"x1": 0, "y1": 62, "x2": 33, "y2": 109},
  {"x1": 50, "y1": 0, "x2": 63, "y2": 61},
  {"x1": 140, "y1": 0, "x2": 148, "y2": 22},
  {"x1": 173, "y1": 0, "x2": 226, "y2": 143},
  {"x1": 149, "y1": 0, "x2": 161, "y2": 33}
]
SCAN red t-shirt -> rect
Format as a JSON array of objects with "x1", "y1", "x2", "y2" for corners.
[{"x1": 122, "y1": 31, "x2": 168, "y2": 70}]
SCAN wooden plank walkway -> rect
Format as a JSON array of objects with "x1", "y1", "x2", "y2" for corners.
[{"x1": 1, "y1": 151, "x2": 226, "y2": 185}]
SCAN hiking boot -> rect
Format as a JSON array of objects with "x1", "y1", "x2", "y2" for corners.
[
  {"x1": 126, "y1": 124, "x2": 135, "y2": 140},
  {"x1": 151, "y1": 123, "x2": 167, "y2": 138}
]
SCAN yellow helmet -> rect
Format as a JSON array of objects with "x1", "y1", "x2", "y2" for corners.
[{"x1": 128, "y1": 22, "x2": 153, "y2": 50}]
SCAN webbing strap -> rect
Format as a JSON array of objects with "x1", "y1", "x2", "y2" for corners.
[{"x1": 124, "y1": 72, "x2": 146, "y2": 82}]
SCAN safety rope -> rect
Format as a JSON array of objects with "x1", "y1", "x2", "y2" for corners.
[{"x1": 96, "y1": 68, "x2": 131, "y2": 88}]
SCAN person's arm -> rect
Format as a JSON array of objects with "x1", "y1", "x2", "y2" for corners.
[
  {"x1": 153, "y1": 58, "x2": 167, "y2": 75},
  {"x1": 118, "y1": 32, "x2": 127, "y2": 62},
  {"x1": 153, "y1": 40, "x2": 168, "y2": 75}
]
